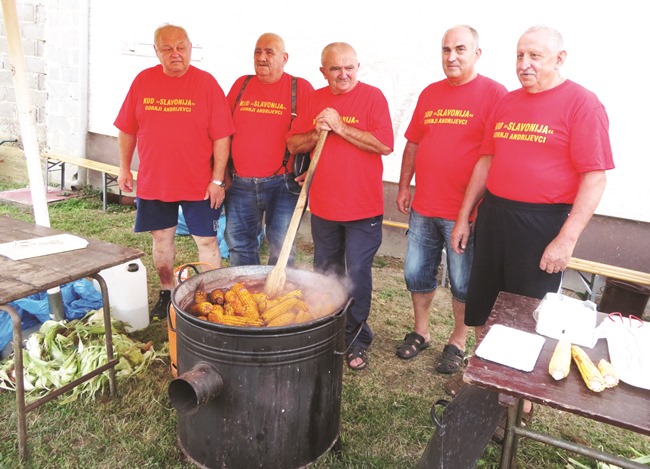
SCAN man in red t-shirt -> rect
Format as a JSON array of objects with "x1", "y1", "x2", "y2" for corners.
[
  {"x1": 453, "y1": 25, "x2": 614, "y2": 335},
  {"x1": 225, "y1": 33, "x2": 313, "y2": 267},
  {"x1": 288, "y1": 42, "x2": 394, "y2": 371},
  {"x1": 395, "y1": 25, "x2": 506, "y2": 375},
  {"x1": 115, "y1": 24, "x2": 234, "y2": 319}
]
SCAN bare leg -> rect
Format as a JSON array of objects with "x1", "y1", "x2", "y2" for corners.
[
  {"x1": 151, "y1": 227, "x2": 177, "y2": 291},
  {"x1": 447, "y1": 299, "x2": 469, "y2": 351},
  {"x1": 193, "y1": 235, "x2": 222, "y2": 270},
  {"x1": 474, "y1": 325, "x2": 485, "y2": 345},
  {"x1": 412, "y1": 291, "x2": 434, "y2": 343}
]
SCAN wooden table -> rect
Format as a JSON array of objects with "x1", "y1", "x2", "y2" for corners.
[
  {"x1": 0, "y1": 216, "x2": 144, "y2": 459},
  {"x1": 464, "y1": 291, "x2": 650, "y2": 469}
]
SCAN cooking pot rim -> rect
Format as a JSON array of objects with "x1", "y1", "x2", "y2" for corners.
[{"x1": 171, "y1": 265, "x2": 349, "y2": 332}]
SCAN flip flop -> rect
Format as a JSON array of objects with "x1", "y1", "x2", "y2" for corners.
[{"x1": 396, "y1": 332, "x2": 430, "y2": 360}]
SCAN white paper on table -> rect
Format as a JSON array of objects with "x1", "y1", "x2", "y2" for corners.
[
  {"x1": 0, "y1": 234, "x2": 89, "y2": 260},
  {"x1": 594, "y1": 317, "x2": 650, "y2": 390},
  {"x1": 475, "y1": 324, "x2": 546, "y2": 372}
]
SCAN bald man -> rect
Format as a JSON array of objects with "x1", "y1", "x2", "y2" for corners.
[{"x1": 225, "y1": 33, "x2": 314, "y2": 267}]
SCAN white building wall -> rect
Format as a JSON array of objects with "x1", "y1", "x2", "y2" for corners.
[
  {"x1": 43, "y1": 0, "x2": 88, "y2": 156},
  {"x1": 1, "y1": 0, "x2": 649, "y2": 223}
]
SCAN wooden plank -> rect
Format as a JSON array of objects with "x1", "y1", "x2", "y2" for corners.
[{"x1": 567, "y1": 258, "x2": 650, "y2": 286}]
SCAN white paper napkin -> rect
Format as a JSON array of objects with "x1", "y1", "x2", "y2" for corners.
[{"x1": 0, "y1": 234, "x2": 89, "y2": 260}]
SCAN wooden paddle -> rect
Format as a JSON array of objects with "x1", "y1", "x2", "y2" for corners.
[{"x1": 264, "y1": 130, "x2": 329, "y2": 297}]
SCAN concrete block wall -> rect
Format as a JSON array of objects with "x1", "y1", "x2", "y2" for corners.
[
  {"x1": 0, "y1": 1, "x2": 47, "y2": 144},
  {"x1": 0, "y1": 0, "x2": 85, "y2": 183}
]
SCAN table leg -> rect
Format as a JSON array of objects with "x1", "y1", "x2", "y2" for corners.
[
  {"x1": 0, "y1": 304, "x2": 28, "y2": 459},
  {"x1": 90, "y1": 273, "x2": 117, "y2": 397},
  {"x1": 500, "y1": 398, "x2": 524, "y2": 469},
  {"x1": 102, "y1": 173, "x2": 108, "y2": 211}
]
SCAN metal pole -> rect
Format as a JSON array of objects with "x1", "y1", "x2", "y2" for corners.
[{"x1": 1, "y1": 0, "x2": 50, "y2": 227}]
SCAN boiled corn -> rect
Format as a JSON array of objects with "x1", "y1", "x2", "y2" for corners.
[
  {"x1": 548, "y1": 337, "x2": 572, "y2": 381},
  {"x1": 571, "y1": 345, "x2": 606, "y2": 392},
  {"x1": 597, "y1": 359, "x2": 619, "y2": 388}
]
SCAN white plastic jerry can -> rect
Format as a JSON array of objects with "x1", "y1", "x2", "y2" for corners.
[{"x1": 94, "y1": 259, "x2": 149, "y2": 331}]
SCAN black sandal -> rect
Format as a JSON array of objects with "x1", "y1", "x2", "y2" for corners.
[
  {"x1": 346, "y1": 346, "x2": 368, "y2": 371},
  {"x1": 396, "y1": 332, "x2": 430, "y2": 360},
  {"x1": 435, "y1": 344, "x2": 465, "y2": 374}
]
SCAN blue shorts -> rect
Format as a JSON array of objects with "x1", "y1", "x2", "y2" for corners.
[
  {"x1": 134, "y1": 199, "x2": 222, "y2": 237},
  {"x1": 404, "y1": 209, "x2": 474, "y2": 302}
]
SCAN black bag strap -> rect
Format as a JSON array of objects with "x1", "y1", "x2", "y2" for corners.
[
  {"x1": 229, "y1": 75, "x2": 254, "y2": 176},
  {"x1": 235, "y1": 74, "x2": 254, "y2": 105},
  {"x1": 279, "y1": 76, "x2": 298, "y2": 173}
]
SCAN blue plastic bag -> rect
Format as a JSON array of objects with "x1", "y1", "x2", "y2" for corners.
[
  {"x1": 0, "y1": 279, "x2": 104, "y2": 352},
  {"x1": 177, "y1": 208, "x2": 230, "y2": 259}
]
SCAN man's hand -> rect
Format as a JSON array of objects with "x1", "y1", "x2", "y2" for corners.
[
  {"x1": 539, "y1": 235, "x2": 575, "y2": 274},
  {"x1": 315, "y1": 107, "x2": 342, "y2": 133},
  {"x1": 118, "y1": 169, "x2": 133, "y2": 193},
  {"x1": 396, "y1": 188, "x2": 412, "y2": 214},
  {"x1": 294, "y1": 172, "x2": 307, "y2": 186},
  {"x1": 451, "y1": 221, "x2": 471, "y2": 255},
  {"x1": 205, "y1": 183, "x2": 225, "y2": 209}
]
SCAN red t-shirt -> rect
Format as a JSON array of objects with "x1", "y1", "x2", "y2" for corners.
[
  {"x1": 483, "y1": 80, "x2": 614, "y2": 204},
  {"x1": 227, "y1": 73, "x2": 314, "y2": 177},
  {"x1": 288, "y1": 82, "x2": 394, "y2": 221},
  {"x1": 405, "y1": 75, "x2": 507, "y2": 220},
  {"x1": 114, "y1": 65, "x2": 235, "y2": 201}
]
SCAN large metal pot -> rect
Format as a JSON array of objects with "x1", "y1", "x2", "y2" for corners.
[{"x1": 169, "y1": 265, "x2": 350, "y2": 469}]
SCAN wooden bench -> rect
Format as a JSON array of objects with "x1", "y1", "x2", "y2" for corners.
[
  {"x1": 0, "y1": 138, "x2": 18, "y2": 163},
  {"x1": 43, "y1": 153, "x2": 138, "y2": 211},
  {"x1": 382, "y1": 219, "x2": 650, "y2": 301}
]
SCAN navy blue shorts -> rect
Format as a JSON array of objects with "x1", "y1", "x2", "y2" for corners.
[
  {"x1": 464, "y1": 192, "x2": 571, "y2": 327},
  {"x1": 134, "y1": 199, "x2": 222, "y2": 237}
]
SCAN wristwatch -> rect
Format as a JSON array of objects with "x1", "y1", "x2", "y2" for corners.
[{"x1": 211, "y1": 179, "x2": 226, "y2": 187}]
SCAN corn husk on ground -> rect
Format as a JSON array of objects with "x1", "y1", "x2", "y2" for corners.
[{"x1": 0, "y1": 310, "x2": 163, "y2": 403}]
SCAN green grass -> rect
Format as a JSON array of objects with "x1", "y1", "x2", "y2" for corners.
[{"x1": 0, "y1": 184, "x2": 648, "y2": 468}]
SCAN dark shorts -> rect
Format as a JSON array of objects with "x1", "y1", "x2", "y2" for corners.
[
  {"x1": 464, "y1": 192, "x2": 571, "y2": 327},
  {"x1": 134, "y1": 198, "x2": 222, "y2": 237}
]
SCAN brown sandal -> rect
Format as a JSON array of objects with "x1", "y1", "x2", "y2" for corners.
[
  {"x1": 442, "y1": 373, "x2": 467, "y2": 397},
  {"x1": 492, "y1": 404, "x2": 535, "y2": 444}
]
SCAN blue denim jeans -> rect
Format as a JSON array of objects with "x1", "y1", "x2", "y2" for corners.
[
  {"x1": 224, "y1": 173, "x2": 300, "y2": 266},
  {"x1": 403, "y1": 209, "x2": 474, "y2": 301}
]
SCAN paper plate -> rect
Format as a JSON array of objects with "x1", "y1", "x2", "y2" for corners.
[{"x1": 475, "y1": 324, "x2": 546, "y2": 372}]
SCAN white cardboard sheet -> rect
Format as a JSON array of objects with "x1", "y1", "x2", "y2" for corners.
[{"x1": 475, "y1": 324, "x2": 546, "y2": 372}]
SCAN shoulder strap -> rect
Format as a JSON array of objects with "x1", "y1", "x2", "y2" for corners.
[
  {"x1": 281, "y1": 76, "x2": 298, "y2": 170},
  {"x1": 235, "y1": 75, "x2": 254, "y2": 106},
  {"x1": 291, "y1": 75, "x2": 297, "y2": 118},
  {"x1": 229, "y1": 75, "x2": 254, "y2": 176}
]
